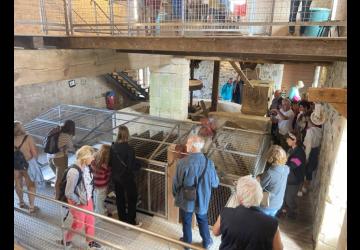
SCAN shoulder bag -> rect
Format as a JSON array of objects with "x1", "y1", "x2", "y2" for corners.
[{"x1": 181, "y1": 157, "x2": 208, "y2": 201}]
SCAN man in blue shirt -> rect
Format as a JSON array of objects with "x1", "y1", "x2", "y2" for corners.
[
  {"x1": 173, "y1": 135, "x2": 220, "y2": 249},
  {"x1": 220, "y1": 78, "x2": 234, "y2": 101}
]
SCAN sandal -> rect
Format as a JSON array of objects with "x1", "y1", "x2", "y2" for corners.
[
  {"x1": 18, "y1": 202, "x2": 29, "y2": 209},
  {"x1": 29, "y1": 206, "x2": 37, "y2": 213}
]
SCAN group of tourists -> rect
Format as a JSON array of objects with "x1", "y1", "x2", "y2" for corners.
[
  {"x1": 14, "y1": 120, "x2": 141, "y2": 249},
  {"x1": 14, "y1": 84, "x2": 324, "y2": 249},
  {"x1": 269, "y1": 84, "x2": 325, "y2": 218}
]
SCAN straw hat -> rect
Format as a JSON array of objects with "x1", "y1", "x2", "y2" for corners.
[
  {"x1": 310, "y1": 103, "x2": 326, "y2": 126},
  {"x1": 296, "y1": 80, "x2": 305, "y2": 89}
]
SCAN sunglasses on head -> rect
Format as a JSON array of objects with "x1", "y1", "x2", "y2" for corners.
[{"x1": 288, "y1": 133, "x2": 296, "y2": 140}]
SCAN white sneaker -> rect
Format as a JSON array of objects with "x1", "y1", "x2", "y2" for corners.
[
  {"x1": 107, "y1": 191, "x2": 116, "y2": 198},
  {"x1": 297, "y1": 191, "x2": 303, "y2": 197},
  {"x1": 135, "y1": 221, "x2": 143, "y2": 227}
]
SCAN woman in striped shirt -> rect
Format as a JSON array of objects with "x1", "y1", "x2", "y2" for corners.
[{"x1": 92, "y1": 144, "x2": 111, "y2": 215}]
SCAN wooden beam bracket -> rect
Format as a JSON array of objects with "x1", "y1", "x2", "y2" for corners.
[{"x1": 307, "y1": 87, "x2": 347, "y2": 118}]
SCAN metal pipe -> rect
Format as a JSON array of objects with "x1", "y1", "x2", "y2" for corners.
[
  {"x1": 94, "y1": 1, "x2": 99, "y2": 36},
  {"x1": 63, "y1": 0, "x2": 70, "y2": 35},
  {"x1": 109, "y1": 0, "x2": 114, "y2": 35},
  {"x1": 21, "y1": 190, "x2": 205, "y2": 250},
  {"x1": 38, "y1": 0, "x2": 47, "y2": 35},
  {"x1": 211, "y1": 147, "x2": 258, "y2": 158},
  {"x1": 68, "y1": 0, "x2": 73, "y2": 35},
  {"x1": 147, "y1": 170, "x2": 151, "y2": 214}
]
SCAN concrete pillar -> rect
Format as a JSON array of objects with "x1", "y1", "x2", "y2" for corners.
[{"x1": 149, "y1": 58, "x2": 189, "y2": 120}]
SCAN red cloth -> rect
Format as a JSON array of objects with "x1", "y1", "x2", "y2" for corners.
[
  {"x1": 65, "y1": 199, "x2": 95, "y2": 242},
  {"x1": 92, "y1": 163, "x2": 111, "y2": 188},
  {"x1": 199, "y1": 118, "x2": 216, "y2": 138},
  {"x1": 234, "y1": 4, "x2": 247, "y2": 17}
]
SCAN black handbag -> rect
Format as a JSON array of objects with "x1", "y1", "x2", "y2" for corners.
[{"x1": 181, "y1": 157, "x2": 208, "y2": 201}]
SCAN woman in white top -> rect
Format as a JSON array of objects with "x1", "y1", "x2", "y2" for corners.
[
  {"x1": 48, "y1": 120, "x2": 75, "y2": 200},
  {"x1": 14, "y1": 121, "x2": 38, "y2": 213}
]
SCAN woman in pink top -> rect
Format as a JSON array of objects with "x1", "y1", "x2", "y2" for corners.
[{"x1": 92, "y1": 144, "x2": 111, "y2": 215}]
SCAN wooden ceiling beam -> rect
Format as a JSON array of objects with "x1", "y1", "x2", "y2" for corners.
[{"x1": 14, "y1": 35, "x2": 346, "y2": 63}]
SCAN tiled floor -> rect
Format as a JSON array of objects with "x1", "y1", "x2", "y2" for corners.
[{"x1": 15, "y1": 185, "x2": 314, "y2": 250}]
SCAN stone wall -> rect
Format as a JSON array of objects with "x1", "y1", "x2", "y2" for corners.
[
  {"x1": 311, "y1": 61, "x2": 347, "y2": 249},
  {"x1": 325, "y1": 62, "x2": 347, "y2": 88},
  {"x1": 312, "y1": 104, "x2": 347, "y2": 249},
  {"x1": 14, "y1": 76, "x2": 132, "y2": 123},
  {"x1": 193, "y1": 61, "x2": 284, "y2": 99}
]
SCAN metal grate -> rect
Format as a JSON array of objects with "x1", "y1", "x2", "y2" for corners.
[
  {"x1": 23, "y1": 104, "x2": 270, "y2": 220},
  {"x1": 207, "y1": 185, "x2": 233, "y2": 226},
  {"x1": 15, "y1": 0, "x2": 346, "y2": 37}
]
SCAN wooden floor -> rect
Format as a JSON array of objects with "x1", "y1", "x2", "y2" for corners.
[{"x1": 278, "y1": 191, "x2": 314, "y2": 250}]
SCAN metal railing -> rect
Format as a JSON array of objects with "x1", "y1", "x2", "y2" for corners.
[
  {"x1": 14, "y1": 0, "x2": 346, "y2": 37},
  {"x1": 15, "y1": 189, "x2": 205, "y2": 250},
  {"x1": 23, "y1": 104, "x2": 271, "y2": 221}
]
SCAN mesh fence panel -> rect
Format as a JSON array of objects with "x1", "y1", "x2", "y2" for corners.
[{"x1": 15, "y1": 0, "x2": 345, "y2": 37}]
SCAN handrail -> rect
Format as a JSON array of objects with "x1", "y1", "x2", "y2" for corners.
[
  {"x1": 19, "y1": 190, "x2": 205, "y2": 250},
  {"x1": 116, "y1": 71, "x2": 148, "y2": 97}
]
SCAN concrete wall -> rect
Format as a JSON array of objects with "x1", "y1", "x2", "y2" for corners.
[
  {"x1": 311, "y1": 61, "x2": 347, "y2": 249},
  {"x1": 193, "y1": 61, "x2": 284, "y2": 99},
  {"x1": 14, "y1": 76, "x2": 133, "y2": 123}
]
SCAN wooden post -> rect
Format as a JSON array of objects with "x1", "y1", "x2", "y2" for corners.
[
  {"x1": 167, "y1": 144, "x2": 179, "y2": 223},
  {"x1": 229, "y1": 61, "x2": 252, "y2": 87},
  {"x1": 210, "y1": 61, "x2": 220, "y2": 112}
]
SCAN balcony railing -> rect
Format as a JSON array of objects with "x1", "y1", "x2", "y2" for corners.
[{"x1": 14, "y1": 0, "x2": 346, "y2": 37}]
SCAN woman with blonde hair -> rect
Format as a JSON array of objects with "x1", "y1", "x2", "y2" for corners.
[
  {"x1": 57, "y1": 145, "x2": 102, "y2": 249},
  {"x1": 14, "y1": 121, "x2": 43, "y2": 213},
  {"x1": 258, "y1": 145, "x2": 290, "y2": 217},
  {"x1": 91, "y1": 144, "x2": 111, "y2": 215}
]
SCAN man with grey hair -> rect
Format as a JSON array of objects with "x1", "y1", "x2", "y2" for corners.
[
  {"x1": 172, "y1": 135, "x2": 219, "y2": 249},
  {"x1": 213, "y1": 175, "x2": 284, "y2": 250}
]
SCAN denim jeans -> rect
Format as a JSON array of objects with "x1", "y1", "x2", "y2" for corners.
[
  {"x1": 258, "y1": 207, "x2": 279, "y2": 217},
  {"x1": 93, "y1": 186, "x2": 108, "y2": 215},
  {"x1": 180, "y1": 209, "x2": 212, "y2": 248}
]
